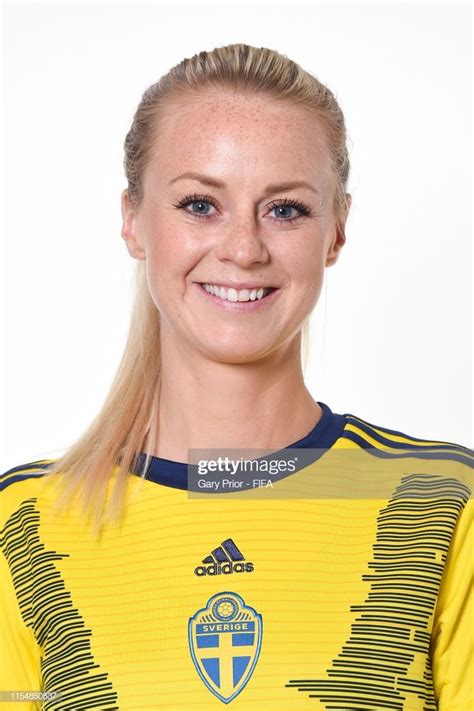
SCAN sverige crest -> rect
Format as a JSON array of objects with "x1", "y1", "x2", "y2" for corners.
[{"x1": 188, "y1": 592, "x2": 263, "y2": 703}]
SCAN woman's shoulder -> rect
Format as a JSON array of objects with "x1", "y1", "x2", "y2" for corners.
[
  {"x1": 0, "y1": 458, "x2": 58, "y2": 528},
  {"x1": 336, "y1": 409, "x2": 473, "y2": 506},
  {"x1": 1, "y1": 457, "x2": 57, "y2": 491},
  {"x1": 341, "y1": 409, "x2": 473, "y2": 460}
]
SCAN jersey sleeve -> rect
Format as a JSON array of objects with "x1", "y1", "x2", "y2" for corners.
[
  {"x1": 0, "y1": 549, "x2": 42, "y2": 710},
  {"x1": 0, "y1": 476, "x2": 43, "y2": 710},
  {"x1": 430, "y1": 497, "x2": 474, "y2": 710}
]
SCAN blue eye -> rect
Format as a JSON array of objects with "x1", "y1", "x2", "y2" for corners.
[
  {"x1": 174, "y1": 194, "x2": 217, "y2": 220},
  {"x1": 190, "y1": 200, "x2": 213, "y2": 216},
  {"x1": 272, "y1": 204, "x2": 298, "y2": 220},
  {"x1": 173, "y1": 193, "x2": 311, "y2": 223},
  {"x1": 269, "y1": 199, "x2": 311, "y2": 222}
]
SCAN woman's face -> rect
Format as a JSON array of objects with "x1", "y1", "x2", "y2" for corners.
[{"x1": 121, "y1": 90, "x2": 349, "y2": 364}]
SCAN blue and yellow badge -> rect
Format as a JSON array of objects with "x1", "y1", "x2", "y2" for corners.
[{"x1": 189, "y1": 592, "x2": 263, "y2": 703}]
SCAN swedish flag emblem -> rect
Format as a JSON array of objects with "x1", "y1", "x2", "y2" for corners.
[{"x1": 188, "y1": 591, "x2": 263, "y2": 703}]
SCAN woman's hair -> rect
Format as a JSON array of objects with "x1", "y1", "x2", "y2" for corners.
[{"x1": 43, "y1": 43, "x2": 351, "y2": 534}]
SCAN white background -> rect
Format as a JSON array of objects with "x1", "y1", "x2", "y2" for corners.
[{"x1": 1, "y1": 1, "x2": 472, "y2": 472}]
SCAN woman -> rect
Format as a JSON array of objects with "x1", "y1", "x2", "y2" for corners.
[{"x1": 1, "y1": 44, "x2": 472, "y2": 710}]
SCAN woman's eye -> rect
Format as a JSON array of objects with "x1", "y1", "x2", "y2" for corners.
[
  {"x1": 268, "y1": 199, "x2": 311, "y2": 223},
  {"x1": 173, "y1": 194, "x2": 217, "y2": 220},
  {"x1": 271, "y1": 204, "x2": 299, "y2": 220},
  {"x1": 190, "y1": 200, "x2": 214, "y2": 216},
  {"x1": 173, "y1": 194, "x2": 311, "y2": 223}
]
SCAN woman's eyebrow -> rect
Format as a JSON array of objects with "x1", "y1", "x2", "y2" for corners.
[{"x1": 168, "y1": 171, "x2": 319, "y2": 195}]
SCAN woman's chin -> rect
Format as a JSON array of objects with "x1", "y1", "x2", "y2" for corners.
[{"x1": 197, "y1": 338, "x2": 279, "y2": 365}]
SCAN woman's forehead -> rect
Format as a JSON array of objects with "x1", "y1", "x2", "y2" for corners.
[
  {"x1": 147, "y1": 91, "x2": 332, "y2": 185},
  {"x1": 158, "y1": 89, "x2": 326, "y2": 141}
]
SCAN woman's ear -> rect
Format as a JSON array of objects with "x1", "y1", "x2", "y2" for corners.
[
  {"x1": 325, "y1": 194, "x2": 351, "y2": 268},
  {"x1": 121, "y1": 189, "x2": 146, "y2": 260}
]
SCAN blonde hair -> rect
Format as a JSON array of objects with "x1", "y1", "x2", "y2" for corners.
[{"x1": 43, "y1": 43, "x2": 351, "y2": 534}]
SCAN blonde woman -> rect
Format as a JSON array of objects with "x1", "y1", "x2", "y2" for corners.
[{"x1": 1, "y1": 44, "x2": 472, "y2": 710}]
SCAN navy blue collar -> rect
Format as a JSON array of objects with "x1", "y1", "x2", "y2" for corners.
[{"x1": 131, "y1": 401, "x2": 347, "y2": 490}]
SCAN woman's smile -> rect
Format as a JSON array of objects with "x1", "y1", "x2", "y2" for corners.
[{"x1": 192, "y1": 281, "x2": 282, "y2": 313}]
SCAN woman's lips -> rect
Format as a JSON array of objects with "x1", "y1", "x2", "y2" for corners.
[{"x1": 193, "y1": 282, "x2": 281, "y2": 312}]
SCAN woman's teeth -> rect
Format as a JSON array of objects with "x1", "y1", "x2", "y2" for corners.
[{"x1": 203, "y1": 283, "x2": 271, "y2": 302}]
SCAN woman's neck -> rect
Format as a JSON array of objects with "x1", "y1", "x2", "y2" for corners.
[{"x1": 150, "y1": 335, "x2": 322, "y2": 463}]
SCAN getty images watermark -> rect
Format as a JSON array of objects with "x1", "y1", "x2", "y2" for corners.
[
  {"x1": 186, "y1": 447, "x2": 473, "y2": 499},
  {"x1": 193, "y1": 453, "x2": 298, "y2": 491}
]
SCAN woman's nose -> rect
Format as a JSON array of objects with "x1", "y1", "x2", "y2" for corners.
[{"x1": 214, "y1": 214, "x2": 270, "y2": 267}]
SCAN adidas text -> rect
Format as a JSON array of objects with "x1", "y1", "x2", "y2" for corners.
[{"x1": 194, "y1": 561, "x2": 254, "y2": 576}]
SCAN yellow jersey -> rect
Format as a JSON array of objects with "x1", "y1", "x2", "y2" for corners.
[{"x1": 1, "y1": 402, "x2": 472, "y2": 710}]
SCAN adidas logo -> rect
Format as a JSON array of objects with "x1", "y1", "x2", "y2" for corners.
[{"x1": 194, "y1": 538, "x2": 254, "y2": 576}]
